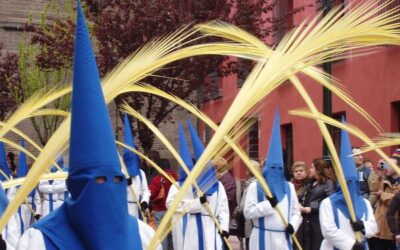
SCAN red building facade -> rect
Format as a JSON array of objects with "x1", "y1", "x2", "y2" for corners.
[{"x1": 199, "y1": 0, "x2": 400, "y2": 179}]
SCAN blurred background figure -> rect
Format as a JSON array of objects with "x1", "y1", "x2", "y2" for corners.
[
  {"x1": 215, "y1": 156, "x2": 237, "y2": 237},
  {"x1": 392, "y1": 149, "x2": 400, "y2": 163},
  {"x1": 386, "y1": 191, "x2": 400, "y2": 250},
  {"x1": 215, "y1": 157, "x2": 237, "y2": 216},
  {"x1": 297, "y1": 158, "x2": 335, "y2": 250},
  {"x1": 149, "y1": 159, "x2": 176, "y2": 250},
  {"x1": 371, "y1": 158, "x2": 400, "y2": 250},
  {"x1": 352, "y1": 147, "x2": 375, "y2": 201},
  {"x1": 123, "y1": 114, "x2": 151, "y2": 219},
  {"x1": 291, "y1": 161, "x2": 308, "y2": 199},
  {"x1": 364, "y1": 158, "x2": 374, "y2": 170},
  {"x1": 37, "y1": 157, "x2": 66, "y2": 219},
  {"x1": 141, "y1": 150, "x2": 160, "y2": 186},
  {"x1": 7, "y1": 152, "x2": 17, "y2": 178}
]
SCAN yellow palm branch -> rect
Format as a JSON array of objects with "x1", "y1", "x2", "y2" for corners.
[
  {"x1": 27, "y1": 109, "x2": 69, "y2": 118},
  {"x1": 2, "y1": 172, "x2": 68, "y2": 189},
  {"x1": 115, "y1": 141, "x2": 178, "y2": 187},
  {"x1": 288, "y1": 108, "x2": 398, "y2": 175},
  {"x1": 196, "y1": 21, "x2": 383, "y2": 133},
  {"x1": 358, "y1": 133, "x2": 400, "y2": 154},
  {"x1": 0, "y1": 85, "x2": 71, "y2": 139},
  {"x1": 0, "y1": 122, "x2": 43, "y2": 155}
]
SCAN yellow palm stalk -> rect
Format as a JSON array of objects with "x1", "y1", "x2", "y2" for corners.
[
  {"x1": 2, "y1": 172, "x2": 68, "y2": 189},
  {"x1": 359, "y1": 133, "x2": 400, "y2": 154},
  {"x1": 27, "y1": 109, "x2": 69, "y2": 118},
  {"x1": 0, "y1": 170, "x2": 9, "y2": 181}
]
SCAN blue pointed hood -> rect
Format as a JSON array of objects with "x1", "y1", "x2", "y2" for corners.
[
  {"x1": 187, "y1": 119, "x2": 218, "y2": 195},
  {"x1": 262, "y1": 110, "x2": 289, "y2": 202},
  {"x1": 68, "y1": 2, "x2": 120, "y2": 179},
  {"x1": 33, "y1": 2, "x2": 140, "y2": 249},
  {"x1": 17, "y1": 139, "x2": 37, "y2": 198},
  {"x1": 0, "y1": 142, "x2": 11, "y2": 180},
  {"x1": 17, "y1": 139, "x2": 28, "y2": 178},
  {"x1": 123, "y1": 114, "x2": 140, "y2": 177},
  {"x1": 330, "y1": 117, "x2": 366, "y2": 219},
  {"x1": 187, "y1": 119, "x2": 204, "y2": 159},
  {"x1": 178, "y1": 122, "x2": 194, "y2": 185}
]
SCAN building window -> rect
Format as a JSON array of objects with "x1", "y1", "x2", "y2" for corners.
[
  {"x1": 208, "y1": 71, "x2": 222, "y2": 100},
  {"x1": 332, "y1": 111, "x2": 346, "y2": 153},
  {"x1": 197, "y1": 84, "x2": 209, "y2": 104},
  {"x1": 204, "y1": 125, "x2": 212, "y2": 145},
  {"x1": 316, "y1": 0, "x2": 345, "y2": 12},
  {"x1": 236, "y1": 58, "x2": 252, "y2": 88},
  {"x1": 0, "y1": 21, "x2": 24, "y2": 31},
  {"x1": 281, "y1": 123, "x2": 293, "y2": 178},
  {"x1": 248, "y1": 119, "x2": 259, "y2": 160},
  {"x1": 198, "y1": 72, "x2": 222, "y2": 103},
  {"x1": 275, "y1": 0, "x2": 294, "y2": 43}
]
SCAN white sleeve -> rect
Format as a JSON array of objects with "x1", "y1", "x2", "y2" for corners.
[
  {"x1": 166, "y1": 185, "x2": 205, "y2": 214},
  {"x1": 140, "y1": 170, "x2": 150, "y2": 204},
  {"x1": 38, "y1": 181, "x2": 53, "y2": 194},
  {"x1": 363, "y1": 199, "x2": 378, "y2": 238},
  {"x1": 243, "y1": 182, "x2": 274, "y2": 219},
  {"x1": 217, "y1": 183, "x2": 230, "y2": 231},
  {"x1": 137, "y1": 220, "x2": 162, "y2": 250},
  {"x1": 34, "y1": 190, "x2": 42, "y2": 216},
  {"x1": 4, "y1": 214, "x2": 21, "y2": 250},
  {"x1": 319, "y1": 198, "x2": 355, "y2": 250},
  {"x1": 6, "y1": 187, "x2": 17, "y2": 201},
  {"x1": 289, "y1": 183, "x2": 302, "y2": 231},
  {"x1": 52, "y1": 180, "x2": 67, "y2": 193},
  {"x1": 16, "y1": 228, "x2": 45, "y2": 250}
]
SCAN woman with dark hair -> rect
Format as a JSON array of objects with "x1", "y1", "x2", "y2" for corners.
[{"x1": 297, "y1": 158, "x2": 336, "y2": 250}]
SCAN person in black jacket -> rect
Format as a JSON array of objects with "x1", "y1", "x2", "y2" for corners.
[
  {"x1": 297, "y1": 158, "x2": 336, "y2": 250},
  {"x1": 387, "y1": 191, "x2": 400, "y2": 248}
]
